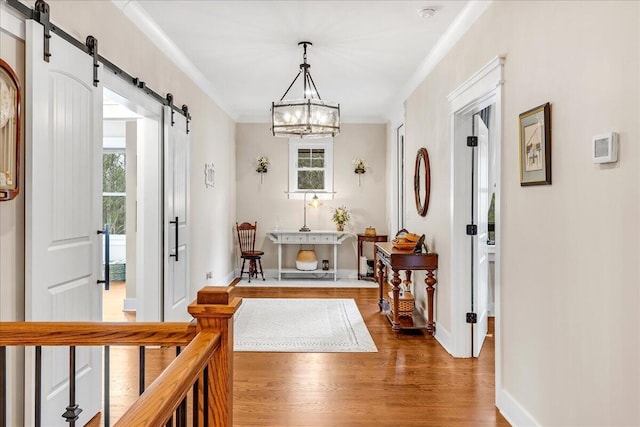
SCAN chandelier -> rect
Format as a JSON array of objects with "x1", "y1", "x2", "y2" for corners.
[{"x1": 271, "y1": 42, "x2": 340, "y2": 138}]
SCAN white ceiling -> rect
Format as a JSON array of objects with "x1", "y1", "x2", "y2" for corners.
[{"x1": 120, "y1": 1, "x2": 477, "y2": 123}]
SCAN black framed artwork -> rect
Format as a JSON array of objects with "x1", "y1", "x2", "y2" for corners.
[{"x1": 519, "y1": 102, "x2": 551, "y2": 186}]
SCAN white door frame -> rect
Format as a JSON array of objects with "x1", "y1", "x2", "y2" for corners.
[
  {"x1": 447, "y1": 56, "x2": 504, "y2": 397},
  {"x1": 101, "y1": 74, "x2": 164, "y2": 322}
]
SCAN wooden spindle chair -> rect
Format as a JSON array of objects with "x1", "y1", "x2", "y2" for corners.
[{"x1": 235, "y1": 222, "x2": 265, "y2": 282}]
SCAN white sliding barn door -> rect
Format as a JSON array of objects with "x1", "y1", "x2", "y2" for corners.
[
  {"x1": 163, "y1": 108, "x2": 190, "y2": 321},
  {"x1": 25, "y1": 21, "x2": 103, "y2": 425}
]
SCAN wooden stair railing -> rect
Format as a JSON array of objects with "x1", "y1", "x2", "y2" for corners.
[
  {"x1": 114, "y1": 330, "x2": 221, "y2": 426},
  {"x1": 0, "y1": 285, "x2": 241, "y2": 427},
  {"x1": 118, "y1": 286, "x2": 241, "y2": 427}
]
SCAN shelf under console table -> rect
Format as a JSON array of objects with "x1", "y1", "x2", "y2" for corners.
[
  {"x1": 375, "y1": 242, "x2": 438, "y2": 335},
  {"x1": 267, "y1": 230, "x2": 352, "y2": 281}
]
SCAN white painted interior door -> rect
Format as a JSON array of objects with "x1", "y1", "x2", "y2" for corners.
[
  {"x1": 163, "y1": 108, "x2": 190, "y2": 321},
  {"x1": 472, "y1": 115, "x2": 490, "y2": 357},
  {"x1": 25, "y1": 21, "x2": 102, "y2": 425}
]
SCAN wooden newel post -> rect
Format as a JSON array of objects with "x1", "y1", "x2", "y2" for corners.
[{"x1": 188, "y1": 286, "x2": 242, "y2": 427}]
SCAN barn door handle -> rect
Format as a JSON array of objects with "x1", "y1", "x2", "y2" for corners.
[
  {"x1": 97, "y1": 224, "x2": 110, "y2": 290},
  {"x1": 170, "y1": 216, "x2": 179, "y2": 261}
]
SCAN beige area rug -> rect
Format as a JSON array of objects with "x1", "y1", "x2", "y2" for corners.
[{"x1": 234, "y1": 298, "x2": 378, "y2": 353}]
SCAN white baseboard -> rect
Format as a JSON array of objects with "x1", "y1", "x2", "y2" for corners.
[
  {"x1": 254, "y1": 268, "x2": 357, "y2": 280},
  {"x1": 434, "y1": 322, "x2": 454, "y2": 356},
  {"x1": 498, "y1": 389, "x2": 540, "y2": 427},
  {"x1": 220, "y1": 270, "x2": 236, "y2": 286},
  {"x1": 122, "y1": 298, "x2": 137, "y2": 312}
]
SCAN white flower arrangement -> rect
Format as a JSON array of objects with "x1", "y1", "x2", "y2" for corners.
[
  {"x1": 256, "y1": 155, "x2": 270, "y2": 173},
  {"x1": 331, "y1": 206, "x2": 350, "y2": 226},
  {"x1": 352, "y1": 158, "x2": 368, "y2": 173}
]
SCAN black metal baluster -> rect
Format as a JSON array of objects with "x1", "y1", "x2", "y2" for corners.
[
  {"x1": 174, "y1": 346, "x2": 186, "y2": 427},
  {"x1": 203, "y1": 366, "x2": 209, "y2": 427},
  {"x1": 139, "y1": 347, "x2": 145, "y2": 394},
  {"x1": 104, "y1": 346, "x2": 110, "y2": 427},
  {"x1": 1, "y1": 346, "x2": 6, "y2": 427},
  {"x1": 62, "y1": 346, "x2": 82, "y2": 425},
  {"x1": 192, "y1": 378, "x2": 199, "y2": 427},
  {"x1": 178, "y1": 397, "x2": 187, "y2": 427},
  {"x1": 35, "y1": 346, "x2": 41, "y2": 427}
]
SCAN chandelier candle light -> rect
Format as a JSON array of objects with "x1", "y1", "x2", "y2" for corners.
[{"x1": 271, "y1": 42, "x2": 340, "y2": 138}]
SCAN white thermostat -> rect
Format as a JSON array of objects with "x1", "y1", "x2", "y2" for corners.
[{"x1": 592, "y1": 132, "x2": 618, "y2": 164}]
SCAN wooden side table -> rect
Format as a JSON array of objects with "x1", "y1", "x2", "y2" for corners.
[
  {"x1": 375, "y1": 242, "x2": 438, "y2": 335},
  {"x1": 357, "y1": 234, "x2": 388, "y2": 280}
]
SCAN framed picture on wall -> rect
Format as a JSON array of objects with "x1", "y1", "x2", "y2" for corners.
[{"x1": 519, "y1": 102, "x2": 551, "y2": 186}]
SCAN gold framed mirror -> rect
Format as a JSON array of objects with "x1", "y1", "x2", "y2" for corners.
[
  {"x1": 0, "y1": 58, "x2": 21, "y2": 201},
  {"x1": 414, "y1": 147, "x2": 431, "y2": 217}
]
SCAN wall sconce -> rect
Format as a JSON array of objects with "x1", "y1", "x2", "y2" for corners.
[
  {"x1": 256, "y1": 155, "x2": 269, "y2": 184},
  {"x1": 0, "y1": 59, "x2": 21, "y2": 201},
  {"x1": 352, "y1": 158, "x2": 368, "y2": 187}
]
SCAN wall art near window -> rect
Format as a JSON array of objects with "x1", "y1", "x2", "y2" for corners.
[
  {"x1": 519, "y1": 102, "x2": 551, "y2": 186},
  {"x1": 204, "y1": 163, "x2": 215, "y2": 188},
  {"x1": 0, "y1": 59, "x2": 21, "y2": 201}
]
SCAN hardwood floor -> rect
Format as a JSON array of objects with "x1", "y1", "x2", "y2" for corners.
[
  {"x1": 231, "y1": 286, "x2": 509, "y2": 427},
  {"x1": 101, "y1": 283, "x2": 509, "y2": 426}
]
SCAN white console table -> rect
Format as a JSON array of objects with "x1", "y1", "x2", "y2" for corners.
[{"x1": 267, "y1": 230, "x2": 351, "y2": 280}]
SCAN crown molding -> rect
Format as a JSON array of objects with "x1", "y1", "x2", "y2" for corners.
[
  {"x1": 112, "y1": 0, "x2": 238, "y2": 121},
  {"x1": 384, "y1": 0, "x2": 493, "y2": 121}
]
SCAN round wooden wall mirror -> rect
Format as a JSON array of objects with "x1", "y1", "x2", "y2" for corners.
[{"x1": 414, "y1": 147, "x2": 431, "y2": 217}]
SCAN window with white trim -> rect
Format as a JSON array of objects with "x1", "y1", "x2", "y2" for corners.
[
  {"x1": 288, "y1": 138, "x2": 333, "y2": 198},
  {"x1": 103, "y1": 150, "x2": 126, "y2": 234}
]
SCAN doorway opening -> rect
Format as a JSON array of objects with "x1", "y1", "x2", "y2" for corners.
[
  {"x1": 447, "y1": 57, "x2": 503, "y2": 405},
  {"x1": 101, "y1": 85, "x2": 164, "y2": 323},
  {"x1": 468, "y1": 105, "x2": 497, "y2": 357},
  {"x1": 102, "y1": 90, "x2": 142, "y2": 322}
]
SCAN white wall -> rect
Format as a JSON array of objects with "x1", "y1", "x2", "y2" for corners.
[
  {"x1": 236, "y1": 123, "x2": 386, "y2": 275},
  {"x1": 403, "y1": 1, "x2": 639, "y2": 425}
]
